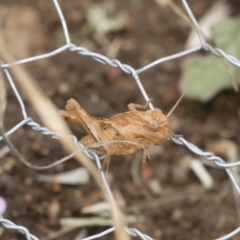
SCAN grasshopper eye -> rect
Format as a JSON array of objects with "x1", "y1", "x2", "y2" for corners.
[{"x1": 148, "y1": 120, "x2": 159, "y2": 131}]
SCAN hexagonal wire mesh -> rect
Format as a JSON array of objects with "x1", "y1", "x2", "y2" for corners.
[{"x1": 0, "y1": 0, "x2": 240, "y2": 239}]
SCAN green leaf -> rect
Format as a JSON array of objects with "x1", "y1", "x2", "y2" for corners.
[
  {"x1": 180, "y1": 19, "x2": 240, "y2": 102},
  {"x1": 213, "y1": 20, "x2": 240, "y2": 56}
]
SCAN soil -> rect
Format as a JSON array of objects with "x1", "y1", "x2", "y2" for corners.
[{"x1": 0, "y1": 0, "x2": 240, "y2": 239}]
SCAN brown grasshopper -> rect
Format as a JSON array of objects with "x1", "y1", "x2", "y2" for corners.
[{"x1": 59, "y1": 96, "x2": 182, "y2": 170}]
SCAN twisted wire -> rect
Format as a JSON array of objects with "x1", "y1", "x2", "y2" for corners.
[
  {"x1": 126, "y1": 228, "x2": 154, "y2": 240},
  {"x1": 0, "y1": 215, "x2": 38, "y2": 240},
  {"x1": 0, "y1": 0, "x2": 240, "y2": 239},
  {"x1": 26, "y1": 118, "x2": 100, "y2": 161},
  {"x1": 181, "y1": 0, "x2": 240, "y2": 68}
]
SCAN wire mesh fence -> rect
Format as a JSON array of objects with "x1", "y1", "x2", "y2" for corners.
[{"x1": 0, "y1": 0, "x2": 240, "y2": 239}]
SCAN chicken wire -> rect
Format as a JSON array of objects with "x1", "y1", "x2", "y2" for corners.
[{"x1": 0, "y1": 0, "x2": 240, "y2": 239}]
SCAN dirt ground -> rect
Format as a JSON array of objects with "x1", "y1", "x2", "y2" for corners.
[{"x1": 1, "y1": 0, "x2": 240, "y2": 239}]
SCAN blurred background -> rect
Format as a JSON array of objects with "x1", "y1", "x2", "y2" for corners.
[{"x1": 0, "y1": 0, "x2": 240, "y2": 239}]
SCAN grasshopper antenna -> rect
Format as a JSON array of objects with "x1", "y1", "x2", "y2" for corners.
[{"x1": 166, "y1": 91, "x2": 185, "y2": 118}]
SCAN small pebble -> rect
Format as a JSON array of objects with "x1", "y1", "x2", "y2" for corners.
[{"x1": 58, "y1": 83, "x2": 69, "y2": 94}]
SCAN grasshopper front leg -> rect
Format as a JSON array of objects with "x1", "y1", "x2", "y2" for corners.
[
  {"x1": 141, "y1": 151, "x2": 148, "y2": 168},
  {"x1": 127, "y1": 99, "x2": 153, "y2": 111}
]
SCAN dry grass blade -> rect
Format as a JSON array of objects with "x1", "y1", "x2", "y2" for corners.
[
  {"x1": 0, "y1": 89, "x2": 76, "y2": 172},
  {"x1": 60, "y1": 215, "x2": 142, "y2": 228},
  {"x1": 0, "y1": 70, "x2": 6, "y2": 116},
  {"x1": 0, "y1": 35, "x2": 129, "y2": 240},
  {"x1": 0, "y1": 76, "x2": 78, "y2": 170},
  {"x1": 154, "y1": 0, "x2": 191, "y2": 26}
]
